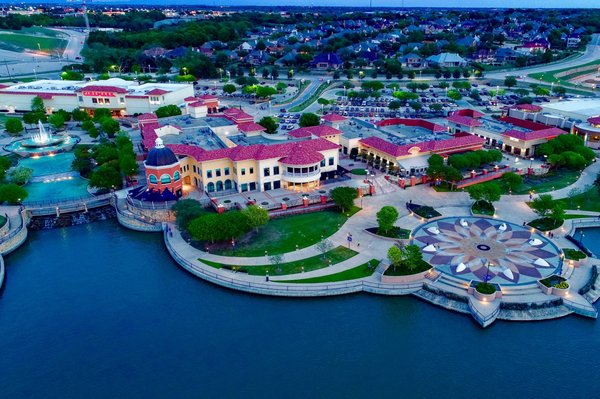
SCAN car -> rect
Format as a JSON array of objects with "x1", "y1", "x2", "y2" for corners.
[
  {"x1": 75, "y1": 56, "x2": 81, "y2": 60},
  {"x1": 280, "y1": 108, "x2": 286, "y2": 112}
]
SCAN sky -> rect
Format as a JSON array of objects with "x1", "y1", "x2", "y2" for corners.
[{"x1": 141, "y1": 0, "x2": 598, "y2": 7}]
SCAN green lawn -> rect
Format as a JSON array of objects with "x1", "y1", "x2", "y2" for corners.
[
  {"x1": 0, "y1": 32, "x2": 66, "y2": 52},
  {"x1": 278, "y1": 259, "x2": 380, "y2": 283},
  {"x1": 350, "y1": 168, "x2": 367, "y2": 175},
  {"x1": 556, "y1": 187, "x2": 600, "y2": 212},
  {"x1": 201, "y1": 246, "x2": 358, "y2": 276},
  {"x1": 289, "y1": 82, "x2": 336, "y2": 112},
  {"x1": 529, "y1": 59, "x2": 600, "y2": 84},
  {"x1": 563, "y1": 248, "x2": 587, "y2": 261},
  {"x1": 208, "y1": 207, "x2": 360, "y2": 257},
  {"x1": 383, "y1": 259, "x2": 431, "y2": 276},
  {"x1": 527, "y1": 217, "x2": 563, "y2": 231},
  {"x1": 0, "y1": 214, "x2": 7, "y2": 228}
]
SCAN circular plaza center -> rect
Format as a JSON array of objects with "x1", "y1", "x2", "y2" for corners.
[{"x1": 412, "y1": 217, "x2": 563, "y2": 285}]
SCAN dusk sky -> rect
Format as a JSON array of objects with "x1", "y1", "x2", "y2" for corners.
[{"x1": 193, "y1": 0, "x2": 599, "y2": 7}]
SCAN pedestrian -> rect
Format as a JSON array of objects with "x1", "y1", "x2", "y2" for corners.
[
  {"x1": 266, "y1": 275, "x2": 269, "y2": 282},
  {"x1": 357, "y1": 243, "x2": 360, "y2": 247}
]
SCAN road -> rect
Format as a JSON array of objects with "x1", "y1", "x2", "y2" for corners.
[
  {"x1": 0, "y1": 28, "x2": 86, "y2": 80},
  {"x1": 487, "y1": 33, "x2": 600, "y2": 81}
]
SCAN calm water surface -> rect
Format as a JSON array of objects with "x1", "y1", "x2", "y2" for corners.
[{"x1": 0, "y1": 221, "x2": 599, "y2": 398}]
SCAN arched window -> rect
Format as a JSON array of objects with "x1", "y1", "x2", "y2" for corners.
[
  {"x1": 148, "y1": 174, "x2": 158, "y2": 184},
  {"x1": 173, "y1": 171, "x2": 181, "y2": 181},
  {"x1": 206, "y1": 182, "x2": 215, "y2": 192},
  {"x1": 160, "y1": 174, "x2": 171, "y2": 184}
]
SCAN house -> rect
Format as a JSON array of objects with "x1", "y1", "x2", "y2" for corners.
[
  {"x1": 311, "y1": 53, "x2": 343, "y2": 70},
  {"x1": 566, "y1": 34, "x2": 582, "y2": 48},
  {"x1": 399, "y1": 53, "x2": 425, "y2": 69},
  {"x1": 515, "y1": 38, "x2": 550, "y2": 54},
  {"x1": 426, "y1": 53, "x2": 468, "y2": 68}
]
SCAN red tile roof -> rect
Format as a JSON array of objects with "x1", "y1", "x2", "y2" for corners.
[
  {"x1": 188, "y1": 101, "x2": 207, "y2": 108},
  {"x1": 502, "y1": 127, "x2": 564, "y2": 141},
  {"x1": 197, "y1": 94, "x2": 218, "y2": 101},
  {"x1": 138, "y1": 113, "x2": 158, "y2": 121},
  {"x1": 447, "y1": 114, "x2": 483, "y2": 127},
  {"x1": 223, "y1": 108, "x2": 253, "y2": 123},
  {"x1": 237, "y1": 122, "x2": 266, "y2": 133},
  {"x1": 77, "y1": 85, "x2": 127, "y2": 93},
  {"x1": 514, "y1": 104, "x2": 543, "y2": 112},
  {"x1": 321, "y1": 113, "x2": 347, "y2": 122},
  {"x1": 360, "y1": 135, "x2": 484, "y2": 158},
  {"x1": 288, "y1": 125, "x2": 342, "y2": 138},
  {"x1": 184, "y1": 96, "x2": 197, "y2": 102},
  {"x1": 587, "y1": 116, "x2": 600, "y2": 125},
  {"x1": 280, "y1": 146, "x2": 324, "y2": 165},
  {"x1": 377, "y1": 118, "x2": 446, "y2": 133},
  {"x1": 499, "y1": 116, "x2": 550, "y2": 131},
  {"x1": 452, "y1": 109, "x2": 484, "y2": 118},
  {"x1": 146, "y1": 88, "x2": 170, "y2": 95}
]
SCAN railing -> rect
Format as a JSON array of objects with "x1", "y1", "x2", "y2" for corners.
[
  {"x1": 282, "y1": 170, "x2": 321, "y2": 179},
  {"x1": 126, "y1": 195, "x2": 179, "y2": 210},
  {"x1": 468, "y1": 298, "x2": 501, "y2": 325},
  {"x1": 0, "y1": 209, "x2": 26, "y2": 245},
  {"x1": 115, "y1": 203, "x2": 158, "y2": 225},
  {"x1": 569, "y1": 218, "x2": 600, "y2": 235},
  {"x1": 25, "y1": 193, "x2": 113, "y2": 209}
]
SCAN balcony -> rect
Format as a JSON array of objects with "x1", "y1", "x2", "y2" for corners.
[{"x1": 282, "y1": 169, "x2": 321, "y2": 183}]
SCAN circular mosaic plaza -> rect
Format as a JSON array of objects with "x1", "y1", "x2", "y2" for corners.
[{"x1": 412, "y1": 217, "x2": 562, "y2": 285}]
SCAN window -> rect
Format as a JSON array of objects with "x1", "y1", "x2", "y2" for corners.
[
  {"x1": 149, "y1": 96, "x2": 160, "y2": 104},
  {"x1": 216, "y1": 168, "x2": 221, "y2": 177},
  {"x1": 206, "y1": 170, "x2": 212, "y2": 178},
  {"x1": 160, "y1": 174, "x2": 171, "y2": 184},
  {"x1": 241, "y1": 168, "x2": 246, "y2": 176},
  {"x1": 119, "y1": 97, "x2": 125, "y2": 104},
  {"x1": 149, "y1": 174, "x2": 158, "y2": 184},
  {"x1": 78, "y1": 96, "x2": 83, "y2": 102},
  {"x1": 320, "y1": 160, "x2": 325, "y2": 167},
  {"x1": 287, "y1": 167, "x2": 293, "y2": 173},
  {"x1": 263, "y1": 167, "x2": 270, "y2": 177},
  {"x1": 104, "y1": 98, "x2": 110, "y2": 103},
  {"x1": 263, "y1": 182, "x2": 272, "y2": 191},
  {"x1": 193, "y1": 165, "x2": 197, "y2": 173},
  {"x1": 92, "y1": 98, "x2": 98, "y2": 104},
  {"x1": 249, "y1": 167, "x2": 254, "y2": 174},
  {"x1": 273, "y1": 166, "x2": 279, "y2": 175},
  {"x1": 224, "y1": 167, "x2": 230, "y2": 176},
  {"x1": 328, "y1": 157, "x2": 334, "y2": 166},
  {"x1": 174, "y1": 171, "x2": 181, "y2": 181}
]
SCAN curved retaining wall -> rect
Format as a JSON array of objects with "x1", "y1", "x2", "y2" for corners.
[
  {"x1": 0, "y1": 255, "x2": 5, "y2": 291},
  {"x1": 116, "y1": 209, "x2": 162, "y2": 232},
  {"x1": 0, "y1": 210, "x2": 29, "y2": 256}
]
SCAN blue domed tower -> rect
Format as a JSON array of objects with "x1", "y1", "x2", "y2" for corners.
[{"x1": 144, "y1": 138, "x2": 182, "y2": 198}]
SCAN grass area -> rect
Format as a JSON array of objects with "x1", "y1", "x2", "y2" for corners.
[
  {"x1": 365, "y1": 227, "x2": 411, "y2": 239},
  {"x1": 209, "y1": 207, "x2": 360, "y2": 257},
  {"x1": 556, "y1": 187, "x2": 600, "y2": 212},
  {"x1": 563, "y1": 214, "x2": 593, "y2": 220},
  {"x1": 408, "y1": 203, "x2": 441, "y2": 219},
  {"x1": 529, "y1": 59, "x2": 600, "y2": 84},
  {"x1": 432, "y1": 181, "x2": 457, "y2": 192},
  {"x1": 383, "y1": 259, "x2": 431, "y2": 276},
  {"x1": 279, "y1": 259, "x2": 380, "y2": 283},
  {"x1": 0, "y1": 32, "x2": 66, "y2": 52},
  {"x1": 289, "y1": 82, "x2": 336, "y2": 112},
  {"x1": 563, "y1": 248, "x2": 587, "y2": 261},
  {"x1": 528, "y1": 217, "x2": 563, "y2": 231},
  {"x1": 350, "y1": 168, "x2": 367, "y2": 175},
  {"x1": 201, "y1": 246, "x2": 358, "y2": 276},
  {"x1": 471, "y1": 200, "x2": 495, "y2": 216},
  {"x1": 475, "y1": 169, "x2": 581, "y2": 195}
]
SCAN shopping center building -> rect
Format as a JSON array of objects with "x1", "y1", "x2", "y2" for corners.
[{"x1": 0, "y1": 78, "x2": 194, "y2": 116}]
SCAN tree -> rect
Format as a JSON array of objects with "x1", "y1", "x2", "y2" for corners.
[
  {"x1": 402, "y1": 244, "x2": 423, "y2": 271},
  {"x1": 101, "y1": 118, "x2": 120, "y2": 137},
  {"x1": 388, "y1": 100, "x2": 401, "y2": 110},
  {"x1": 255, "y1": 86, "x2": 277, "y2": 99},
  {"x1": 501, "y1": 172, "x2": 523, "y2": 191},
  {"x1": 530, "y1": 194, "x2": 555, "y2": 217},
  {"x1": 271, "y1": 68, "x2": 279, "y2": 79},
  {"x1": 172, "y1": 199, "x2": 207, "y2": 230},
  {"x1": 0, "y1": 156, "x2": 11, "y2": 181},
  {"x1": 89, "y1": 164, "x2": 121, "y2": 190},
  {"x1": 388, "y1": 245, "x2": 404, "y2": 267},
  {"x1": 376, "y1": 206, "x2": 399, "y2": 234},
  {"x1": 31, "y1": 96, "x2": 45, "y2": 114},
  {"x1": 4, "y1": 118, "x2": 24, "y2": 135},
  {"x1": 468, "y1": 182, "x2": 501, "y2": 205},
  {"x1": 316, "y1": 239, "x2": 334, "y2": 259},
  {"x1": 299, "y1": 112, "x2": 320, "y2": 127},
  {"x1": 23, "y1": 111, "x2": 45, "y2": 125},
  {"x1": 447, "y1": 89, "x2": 462, "y2": 101},
  {"x1": 188, "y1": 213, "x2": 220, "y2": 242},
  {"x1": 242, "y1": 205, "x2": 269, "y2": 232},
  {"x1": 258, "y1": 116, "x2": 278, "y2": 134},
  {"x1": 504, "y1": 76, "x2": 518, "y2": 88},
  {"x1": 330, "y1": 186, "x2": 358, "y2": 213},
  {"x1": 48, "y1": 113, "x2": 65, "y2": 130},
  {"x1": 0, "y1": 183, "x2": 28, "y2": 204},
  {"x1": 262, "y1": 68, "x2": 269, "y2": 79},
  {"x1": 452, "y1": 70, "x2": 461, "y2": 79},
  {"x1": 155, "y1": 105, "x2": 182, "y2": 118},
  {"x1": 72, "y1": 109, "x2": 91, "y2": 122},
  {"x1": 72, "y1": 157, "x2": 93, "y2": 177},
  {"x1": 93, "y1": 108, "x2": 112, "y2": 122},
  {"x1": 223, "y1": 83, "x2": 236, "y2": 94},
  {"x1": 8, "y1": 167, "x2": 33, "y2": 185}
]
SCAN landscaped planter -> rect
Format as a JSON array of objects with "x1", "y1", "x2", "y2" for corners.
[
  {"x1": 468, "y1": 281, "x2": 502, "y2": 301},
  {"x1": 381, "y1": 268, "x2": 432, "y2": 284},
  {"x1": 537, "y1": 275, "x2": 570, "y2": 297}
]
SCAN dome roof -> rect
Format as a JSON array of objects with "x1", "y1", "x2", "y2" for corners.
[{"x1": 146, "y1": 138, "x2": 178, "y2": 167}]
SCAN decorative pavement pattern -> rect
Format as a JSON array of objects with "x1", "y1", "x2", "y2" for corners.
[{"x1": 412, "y1": 217, "x2": 562, "y2": 285}]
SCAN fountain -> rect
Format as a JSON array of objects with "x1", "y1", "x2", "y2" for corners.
[{"x1": 4, "y1": 120, "x2": 80, "y2": 157}]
